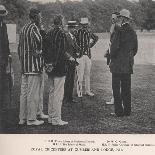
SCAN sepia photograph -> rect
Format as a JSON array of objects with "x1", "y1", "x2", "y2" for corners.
[{"x1": 0, "y1": 0, "x2": 155, "y2": 149}]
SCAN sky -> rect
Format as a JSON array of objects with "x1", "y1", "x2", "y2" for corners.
[{"x1": 28, "y1": 0, "x2": 139, "y2": 4}]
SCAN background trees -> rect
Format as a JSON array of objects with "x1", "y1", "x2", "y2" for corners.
[{"x1": 0, "y1": 0, "x2": 155, "y2": 32}]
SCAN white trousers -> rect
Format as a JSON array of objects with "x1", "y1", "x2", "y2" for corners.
[
  {"x1": 19, "y1": 74, "x2": 44, "y2": 121},
  {"x1": 76, "y1": 55, "x2": 92, "y2": 97},
  {"x1": 48, "y1": 76, "x2": 65, "y2": 123}
]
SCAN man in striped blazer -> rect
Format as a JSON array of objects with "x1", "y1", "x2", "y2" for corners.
[
  {"x1": 18, "y1": 8, "x2": 48, "y2": 126},
  {"x1": 75, "y1": 18, "x2": 98, "y2": 98},
  {"x1": 44, "y1": 15, "x2": 75, "y2": 126}
]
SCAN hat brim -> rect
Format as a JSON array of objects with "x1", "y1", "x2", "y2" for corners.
[
  {"x1": 80, "y1": 23, "x2": 89, "y2": 25},
  {"x1": 118, "y1": 15, "x2": 132, "y2": 20},
  {"x1": 66, "y1": 25, "x2": 78, "y2": 27}
]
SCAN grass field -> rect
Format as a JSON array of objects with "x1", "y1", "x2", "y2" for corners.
[{"x1": 0, "y1": 33, "x2": 155, "y2": 134}]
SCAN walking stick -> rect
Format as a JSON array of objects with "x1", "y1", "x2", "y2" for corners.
[{"x1": 8, "y1": 55, "x2": 12, "y2": 105}]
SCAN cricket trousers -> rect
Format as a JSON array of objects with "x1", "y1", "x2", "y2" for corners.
[
  {"x1": 76, "y1": 55, "x2": 92, "y2": 97},
  {"x1": 19, "y1": 74, "x2": 44, "y2": 121},
  {"x1": 48, "y1": 76, "x2": 66, "y2": 123}
]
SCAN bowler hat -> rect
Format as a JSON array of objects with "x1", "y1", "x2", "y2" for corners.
[{"x1": 0, "y1": 5, "x2": 8, "y2": 16}]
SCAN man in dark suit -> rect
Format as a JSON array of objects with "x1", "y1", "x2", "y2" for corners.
[
  {"x1": 63, "y1": 21, "x2": 80, "y2": 105},
  {"x1": 109, "y1": 9, "x2": 138, "y2": 117},
  {"x1": 0, "y1": 5, "x2": 11, "y2": 109}
]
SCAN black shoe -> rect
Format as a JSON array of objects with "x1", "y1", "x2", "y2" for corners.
[
  {"x1": 110, "y1": 113, "x2": 124, "y2": 117},
  {"x1": 124, "y1": 113, "x2": 131, "y2": 116}
]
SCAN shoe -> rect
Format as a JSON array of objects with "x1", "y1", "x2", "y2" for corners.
[
  {"x1": 106, "y1": 98, "x2": 114, "y2": 105},
  {"x1": 38, "y1": 113, "x2": 49, "y2": 119},
  {"x1": 52, "y1": 120, "x2": 68, "y2": 126},
  {"x1": 85, "y1": 92, "x2": 94, "y2": 97},
  {"x1": 110, "y1": 113, "x2": 124, "y2": 117},
  {"x1": 106, "y1": 101, "x2": 114, "y2": 105},
  {"x1": 27, "y1": 120, "x2": 44, "y2": 126},
  {"x1": 19, "y1": 119, "x2": 26, "y2": 125},
  {"x1": 71, "y1": 99, "x2": 78, "y2": 103}
]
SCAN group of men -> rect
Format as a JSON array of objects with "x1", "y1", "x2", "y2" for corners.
[
  {"x1": 0, "y1": 4, "x2": 144, "y2": 127},
  {"x1": 18, "y1": 8, "x2": 98, "y2": 126}
]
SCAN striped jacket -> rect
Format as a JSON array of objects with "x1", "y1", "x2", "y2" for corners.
[
  {"x1": 75, "y1": 28, "x2": 98, "y2": 59},
  {"x1": 43, "y1": 26, "x2": 71, "y2": 77},
  {"x1": 18, "y1": 22, "x2": 44, "y2": 74}
]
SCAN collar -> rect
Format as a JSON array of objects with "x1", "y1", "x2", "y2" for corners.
[{"x1": 121, "y1": 22, "x2": 129, "y2": 26}]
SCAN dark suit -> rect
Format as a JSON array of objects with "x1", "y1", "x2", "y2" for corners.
[
  {"x1": 0, "y1": 21, "x2": 10, "y2": 109},
  {"x1": 109, "y1": 23, "x2": 138, "y2": 116},
  {"x1": 64, "y1": 31, "x2": 80, "y2": 103}
]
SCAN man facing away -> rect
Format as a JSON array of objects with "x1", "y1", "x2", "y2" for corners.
[
  {"x1": 44, "y1": 15, "x2": 75, "y2": 126},
  {"x1": 105, "y1": 12, "x2": 120, "y2": 105},
  {"x1": 109, "y1": 9, "x2": 138, "y2": 117},
  {"x1": 75, "y1": 18, "x2": 98, "y2": 98},
  {"x1": 0, "y1": 5, "x2": 11, "y2": 122},
  {"x1": 18, "y1": 8, "x2": 48, "y2": 126},
  {"x1": 63, "y1": 20, "x2": 81, "y2": 105}
]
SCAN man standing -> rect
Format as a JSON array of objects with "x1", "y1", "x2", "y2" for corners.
[
  {"x1": 76, "y1": 18, "x2": 98, "y2": 98},
  {"x1": 18, "y1": 8, "x2": 48, "y2": 126},
  {"x1": 44, "y1": 15, "x2": 75, "y2": 125},
  {"x1": 105, "y1": 12, "x2": 120, "y2": 105},
  {"x1": 63, "y1": 21, "x2": 80, "y2": 105},
  {"x1": 109, "y1": 9, "x2": 138, "y2": 117},
  {"x1": 0, "y1": 5, "x2": 11, "y2": 117}
]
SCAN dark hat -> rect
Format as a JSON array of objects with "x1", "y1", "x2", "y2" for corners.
[
  {"x1": 112, "y1": 12, "x2": 120, "y2": 16},
  {"x1": 29, "y1": 8, "x2": 40, "y2": 19},
  {"x1": 67, "y1": 21, "x2": 78, "y2": 28},
  {"x1": 0, "y1": 5, "x2": 8, "y2": 16}
]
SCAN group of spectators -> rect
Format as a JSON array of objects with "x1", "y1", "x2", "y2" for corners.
[{"x1": 1, "y1": 4, "x2": 145, "y2": 127}]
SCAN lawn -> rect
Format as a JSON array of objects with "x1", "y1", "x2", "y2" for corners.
[{"x1": 0, "y1": 32, "x2": 155, "y2": 134}]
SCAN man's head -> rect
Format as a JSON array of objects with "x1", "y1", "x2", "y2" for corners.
[
  {"x1": 29, "y1": 8, "x2": 42, "y2": 27},
  {"x1": 80, "y1": 18, "x2": 89, "y2": 29},
  {"x1": 0, "y1": 5, "x2": 8, "y2": 20},
  {"x1": 118, "y1": 9, "x2": 131, "y2": 25},
  {"x1": 53, "y1": 14, "x2": 65, "y2": 27},
  {"x1": 111, "y1": 12, "x2": 120, "y2": 24}
]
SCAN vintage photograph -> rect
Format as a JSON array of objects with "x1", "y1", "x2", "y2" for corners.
[{"x1": 0, "y1": 0, "x2": 155, "y2": 134}]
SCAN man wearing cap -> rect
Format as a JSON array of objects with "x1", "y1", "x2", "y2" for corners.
[
  {"x1": 109, "y1": 9, "x2": 138, "y2": 117},
  {"x1": 0, "y1": 5, "x2": 11, "y2": 110},
  {"x1": 105, "y1": 12, "x2": 120, "y2": 105},
  {"x1": 75, "y1": 18, "x2": 98, "y2": 98},
  {"x1": 18, "y1": 8, "x2": 48, "y2": 126},
  {"x1": 63, "y1": 21, "x2": 80, "y2": 105},
  {"x1": 44, "y1": 15, "x2": 75, "y2": 125}
]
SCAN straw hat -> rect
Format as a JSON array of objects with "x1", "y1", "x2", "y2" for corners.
[
  {"x1": 67, "y1": 21, "x2": 78, "y2": 28},
  {"x1": 80, "y1": 18, "x2": 89, "y2": 25},
  {"x1": 0, "y1": 5, "x2": 8, "y2": 16}
]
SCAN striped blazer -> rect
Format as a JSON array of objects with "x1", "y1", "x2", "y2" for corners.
[
  {"x1": 18, "y1": 22, "x2": 44, "y2": 74},
  {"x1": 44, "y1": 26, "x2": 71, "y2": 77},
  {"x1": 75, "y1": 28, "x2": 98, "y2": 59}
]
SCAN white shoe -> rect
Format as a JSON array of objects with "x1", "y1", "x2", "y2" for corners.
[
  {"x1": 52, "y1": 120, "x2": 68, "y2": 126},
  {"x1": 106, "y1": 98, "x2": 114, "y2": 105},
  {"x1": 38, "y1": 113, "x2": 49, "y2": 119},
  {"x1": 19, "y1": 120, "x2": 26, "y2": 125},
  {"x1": 85, "y1": 92, "x2": 94, "y2": 96},
  {"x1": 27, "y1": 120, "x2": 44, "y2": 126}
]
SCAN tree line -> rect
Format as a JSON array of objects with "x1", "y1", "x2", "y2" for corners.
[{"x1": 0, "y1": 0, "x2": 155, "y2": 32}]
